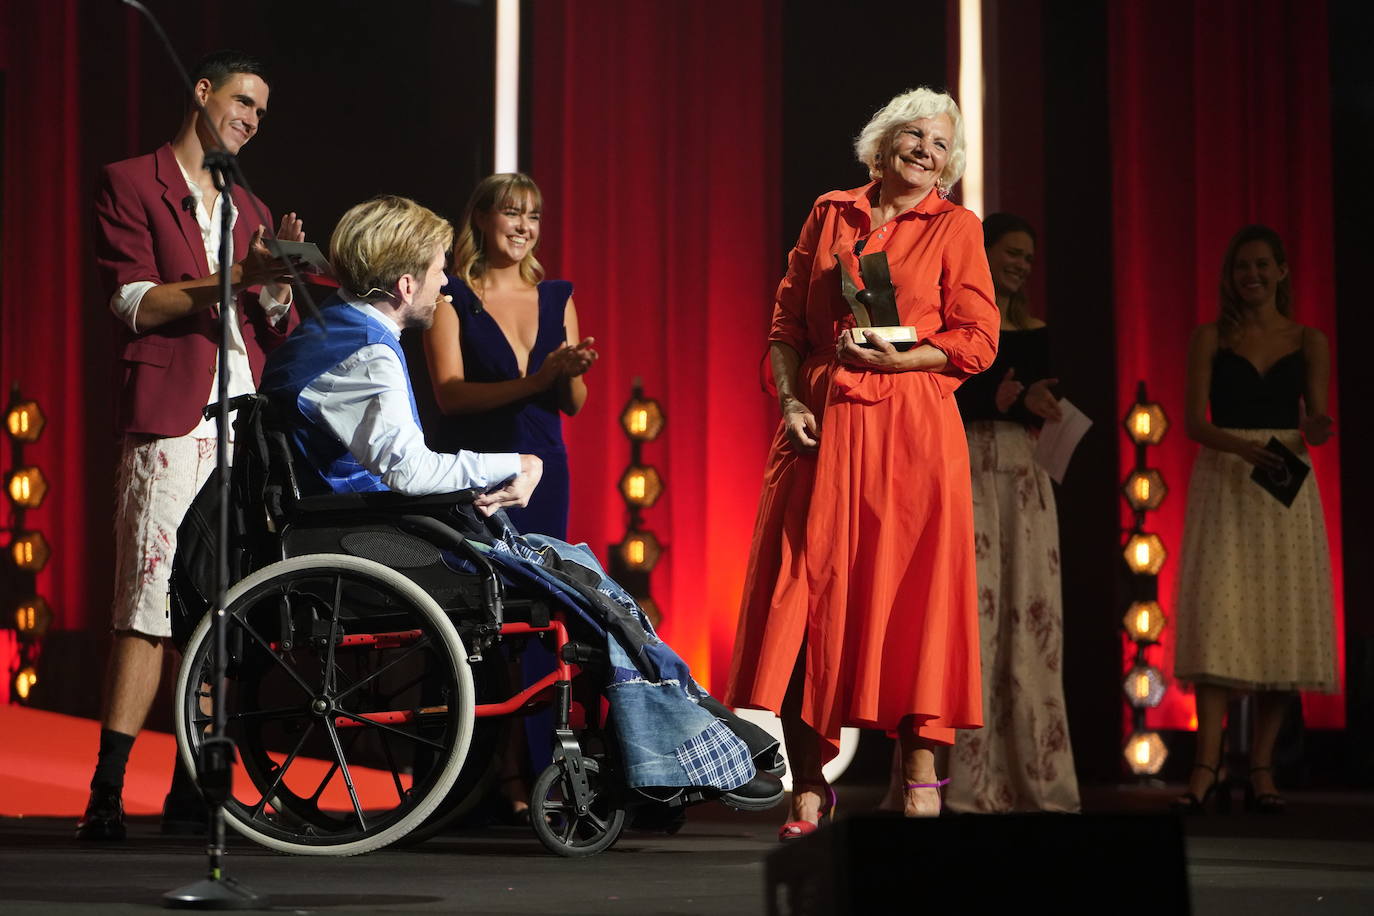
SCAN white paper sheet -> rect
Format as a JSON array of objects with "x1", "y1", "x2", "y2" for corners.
[{"x1": 1033, "y1": 398, "x2": 1092, "y2": 484}]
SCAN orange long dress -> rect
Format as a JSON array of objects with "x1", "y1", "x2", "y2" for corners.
[{"x1": 725, "y1": 182, "x2": 999, "y2": 758}]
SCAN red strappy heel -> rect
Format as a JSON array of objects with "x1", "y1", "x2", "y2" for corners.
[{"x1": 778, "y1": 784, "x2": 837, "y2": 841}]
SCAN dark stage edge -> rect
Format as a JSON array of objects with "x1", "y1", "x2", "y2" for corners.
[{"x1": 2, "y1": 786, "x2": 1371, "y2": 915}]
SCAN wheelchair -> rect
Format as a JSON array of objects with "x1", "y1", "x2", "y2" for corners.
[{"x1": 169, "y1": 394, "x2": 776, "y2": 858}]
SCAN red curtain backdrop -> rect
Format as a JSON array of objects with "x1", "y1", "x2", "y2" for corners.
[
  {"x1": 1110, "y1": 0, "x2": 1344, "y2": 729},
  {"x1": 531, "y1": 0, "x2": 781, "y2": 693},
  {"x1": 0, "y1": 0, "x2": 91, "y2": 642}
]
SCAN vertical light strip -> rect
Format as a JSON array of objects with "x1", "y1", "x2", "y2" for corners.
[
  {"x1": 958, "y1": 0, "x2": 984, "y2": 217},
  {"x1": 494, "y1": 0, "x2": 520, "y2": 173}
]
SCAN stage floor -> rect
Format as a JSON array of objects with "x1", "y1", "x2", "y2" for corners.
[
  {"x1": 2, "y1": 785, "x2": 1372, "y2": 915},
  {"x1": 2, "y1": 707, "x2": 1371, "y2": 913}
]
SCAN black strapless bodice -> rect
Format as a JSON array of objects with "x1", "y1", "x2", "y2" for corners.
[{"x1": 1209, "y1": 348, "x2": 1304, "y2": 429}]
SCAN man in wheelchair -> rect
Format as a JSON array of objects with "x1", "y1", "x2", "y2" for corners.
[{"x1": 245, "y1": 194, "x2": 783, "y2": 844}]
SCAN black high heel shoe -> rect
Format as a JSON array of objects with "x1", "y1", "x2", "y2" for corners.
[
  {"x1": 1172, "y1": 763, "x2": 1230, "y2": 814},
  {"x1": 497, "y1": 773, "x2": 533, "y2": 826},
  {"x1": 1244, "y1": 765, "x2": 1286, "y2": 814}
]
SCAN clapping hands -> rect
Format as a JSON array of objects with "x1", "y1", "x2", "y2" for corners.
[
  {"x1": 1023, "y1": 377, "x2": 1062, "y2": 422},
  {"x1": 240, "y1": 212, "x2": 307, "y2": 297},
  {"x1": 995, "y1": 369, "x2": 1062, "y2": 422},
  {"x1": 994, "y1": 368, "x2": 1023, "y2": 412},
  {"x1": 535, "y1": 338, "x2": 598, "y2": 387}
]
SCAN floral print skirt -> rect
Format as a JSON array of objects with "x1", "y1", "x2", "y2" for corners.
[{"x1": 945, "y1": 421, "x2": 1080, "y2": 813}]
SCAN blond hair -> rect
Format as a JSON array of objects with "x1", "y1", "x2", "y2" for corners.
[
  {"x1": 854, "y1": 87, "x2": 966, "y2": 192},
  {"x1": 452, "y1": 173, "x2": 546, "y2": 292},
  {"x1": 330, "y1": 195, "x2": 453, "y2": 303}
]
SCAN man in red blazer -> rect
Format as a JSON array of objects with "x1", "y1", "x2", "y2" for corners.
[{"x1": 80, "y1": 49, "x2": 302, "y2": 841}]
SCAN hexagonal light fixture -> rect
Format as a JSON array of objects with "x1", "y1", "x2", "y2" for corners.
[
  {"x1": 1122, "y1": 469, "x2": 1168, "y2": 512},
  {"x1": 1122, "y1": 664, "x2": 1167, "y2": 708},
  {"x1": 637, "y1": 596, "x2": 662, "y2": 630},
  {"x1": 11, "y1": 531, "x2": 51, "y2": 573},
  {"x1": 15, "y1": 596, "x2": 53, "y2": 639},
  {"x1": 14, "y1": 667, "x2": 38, "y2": 702},
  {"x1": 619, "y1": 465, "x2": 664, "y2": 509},
  {"x1": 1123, "y1": 532, "x2": 1166, "y2": 575},
  {"x1": 1124, "y1": 401, "x2": 1169, "y2": 447},
  {"x1": 7, "y1": 467, "x2": 48, "y2": 509},
  {"x1": 5, "y1": 400, "x2": 45, "y2": 443},
  {"x1": 1123, "y1": 600, "x2": 1167, "y2": 643},
  {"x1": 1123, "y1": 730, "x2": 1168, "y2": 776},
  {"x1": 617, "y1": 529, "x2": 662, "y2": 572},
  {"x1": 620, "y1": 395, "x2": 665, "y2": 442}
]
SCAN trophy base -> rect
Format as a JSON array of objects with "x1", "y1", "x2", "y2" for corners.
[{"x1": 849, "y1": 326, "x2": 919, "y2": 351}]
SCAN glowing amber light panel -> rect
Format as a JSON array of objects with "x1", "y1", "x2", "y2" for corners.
[
  {"x1": 1123, "y1": 600, "x2": 1166, "y2": 642},
  {"x1": 619, "y1": 465, "x2": 663, "y2": 508},
  {"x1": 14, "y1": 667, "x2": 38, "y2": 701},
  {"x1": 15, "y1": 596, "x2": 52, "y2": 638},
  {"x1": 1123, "y1": 469, "x2": 1167, "y2": 512},
  {"x1": 7, "y1": 467, "x2": 48, "y2": 508},
  {"x1": 620, "y1": 398, "x2": 664, "y2": 442},
  {"x1": 1123, "y1": 730, "x2": 1167, "y2": 775},
  {"x1": 5, "y1": 401, "x2": 45, "y2": 442},
  {"x1": 1123, "y1": 402, "x2": 1169, "y2": 446},
  {"x1": 11, "y1": 531, "x2": 50, "y2": 572},
  {"x1": 1124, "y1": 533, "x2": 1166, "y2": 575},
  {"x1": 619, "y1": 530, "x2": 662, "y2": 572}
]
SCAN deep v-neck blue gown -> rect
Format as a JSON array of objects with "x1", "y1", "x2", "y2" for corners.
[{"x1": 434, "y1": 276, "x2": 573, "y2": 539}]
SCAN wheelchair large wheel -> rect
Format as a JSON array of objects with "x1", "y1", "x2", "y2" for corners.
[
  {"x1": 174, "y1": 554, "x2": 474, "y2": 856},
  {"x1": 529, "y1": 758, "x2": 626, "y2": 857},
  {"x1": 394, "y1": 656, "x2": 511, "y2": 846}
]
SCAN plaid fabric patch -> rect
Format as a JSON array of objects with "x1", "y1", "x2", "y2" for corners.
[
  {"x1": 491, "y1": 532, "x2": 551, "y2": 564},
  {"x1": 674, "y1": 718, "x2": 755, "y2": 790}
]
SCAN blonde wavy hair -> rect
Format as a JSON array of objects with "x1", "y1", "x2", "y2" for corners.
[
  {"x1": 452, "y1": 173, "x2": 546, "y2": 292},
  {"x1": 853, "y1": 87, "x2": 966, "y2": 192},
  {"x1": 330, "y1": 195, "x2": 453, "y2": 303}
]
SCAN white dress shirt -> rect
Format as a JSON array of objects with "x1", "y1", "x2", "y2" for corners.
[
  {"x1": 298, "y1": 299, "x2": 521, "y2": 495},
  {"x1": 109, "y1": 160, "x2": 291, "y2": 439}
]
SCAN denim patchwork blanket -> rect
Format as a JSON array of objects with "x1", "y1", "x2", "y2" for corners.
[{"x1": 447, "y1": 523, "x2": 758, "y2": 792}]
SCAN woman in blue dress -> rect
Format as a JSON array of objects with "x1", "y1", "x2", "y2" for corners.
[
  {"x1": 424, "y1": 172, "x2": 596, "y2": 540},
  {"x1": 424, "y1": 173, "x2": 597, "y2": 820}
]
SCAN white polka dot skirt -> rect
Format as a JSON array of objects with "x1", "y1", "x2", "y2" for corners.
[{"x1": 1173, "y1": 428, "x2": 1338, "y2": 692}]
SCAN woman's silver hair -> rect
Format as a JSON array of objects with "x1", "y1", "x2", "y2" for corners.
[{"x1": 853, "y1": 87, "x2": 966, "y2": 190}]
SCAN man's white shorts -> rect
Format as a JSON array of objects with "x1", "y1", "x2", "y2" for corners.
[{"x1": 110, "y1": 434, "x2": 219, "y2": 638}]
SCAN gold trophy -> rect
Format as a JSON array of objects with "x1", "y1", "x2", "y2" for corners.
[{"x1": 840, "y1": 251, "x2": 918, "y2": 350}]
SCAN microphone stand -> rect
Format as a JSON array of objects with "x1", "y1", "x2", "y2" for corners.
[
  {"x1": 160, "y1": 149, "x2": 259, "y2": 911},
  {"x1": 117, "y1": 1, "x2": 326, "y2": 909}
]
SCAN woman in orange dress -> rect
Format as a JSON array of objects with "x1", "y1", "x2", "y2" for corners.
[{"x1": 725, "y1": 87, "x2": 999, "y2": 835}]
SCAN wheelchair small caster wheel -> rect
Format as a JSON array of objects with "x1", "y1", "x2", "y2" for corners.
[{"x1": 530, "y1": 757, "x2": 626, "y2": 857}]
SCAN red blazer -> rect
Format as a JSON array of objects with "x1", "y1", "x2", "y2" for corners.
[{"x1": 94, "y1": 142, "x2": 298, "y2": 437}]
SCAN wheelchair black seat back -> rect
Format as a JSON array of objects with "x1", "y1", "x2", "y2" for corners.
[
  {"x1": 171, "y1": 393, "x2": 508, "y2": 650},
  {"x1": 168, "y1": 394, "x2": 628, "y2": 857}
]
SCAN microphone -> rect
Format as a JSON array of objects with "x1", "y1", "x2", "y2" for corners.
[{"x1": 181, "y1": 195, "x2": 194, "y2": 213}]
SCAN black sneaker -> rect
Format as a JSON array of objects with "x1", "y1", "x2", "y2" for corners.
[
  {"x1": 160, "y1": 790, "x2": 208, "y2": 836},
  {"x1": 718, "y1": 770, "x2": 786, "y2": 812},
  {"x1": 75, "y1": 786, "x2": 126, "y2": 841}
]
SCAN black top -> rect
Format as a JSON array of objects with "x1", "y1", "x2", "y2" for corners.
[
  {"x1": 954, "y1": 326, "x2": 1051, "y2": 427},
  {"x1": 1209, "y1": 347, "x2": 1305, "y2": 429}
]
